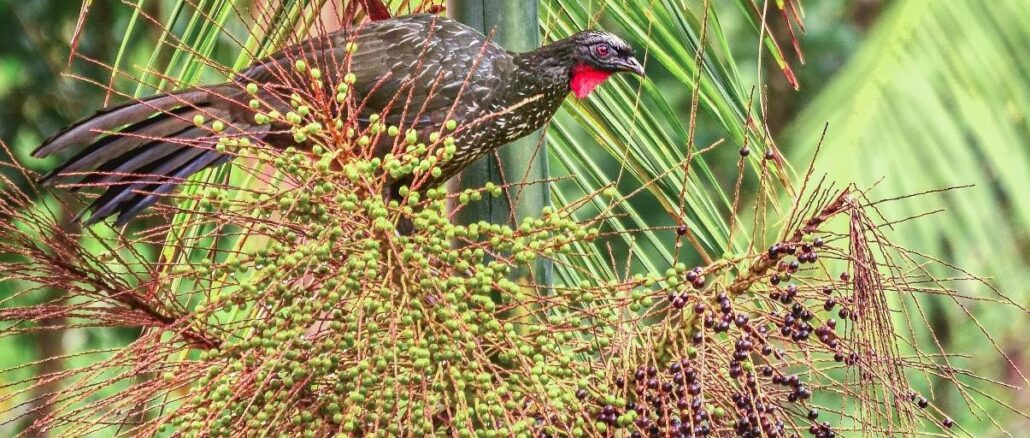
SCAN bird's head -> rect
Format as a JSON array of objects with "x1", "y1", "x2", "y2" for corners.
[{"x1": 566, "y1": 30, "x2": 644, "y2": 99}]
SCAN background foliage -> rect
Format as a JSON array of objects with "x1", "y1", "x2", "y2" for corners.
[{"x1": 0, "y1": 0, "x2": 1025, "y2": 435}]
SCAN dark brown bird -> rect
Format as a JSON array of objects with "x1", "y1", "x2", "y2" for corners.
[{"x1": 35, "y1": 14, "x2": 643, "y2": 226}]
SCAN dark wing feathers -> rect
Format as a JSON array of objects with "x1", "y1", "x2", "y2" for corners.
[
  {"x1": 243, "y1": 14, "x2": 509, "y2": 131},
  {"x1": 352, "y1": 16, "x2": 509, "y2": 129}
]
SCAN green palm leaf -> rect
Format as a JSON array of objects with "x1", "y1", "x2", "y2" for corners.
[
  {"x1": 786, "y1": 0, "x2": 1029, "y2": 425},
  {"x1": 787, "y1": 0, "x2": 1029, "y2": 296}
]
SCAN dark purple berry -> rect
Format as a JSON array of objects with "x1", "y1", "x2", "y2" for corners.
[
  {"x1": 823, "y1": 298, "x2": 836, "y2": 311},
  {"x1": 692, "y1": 276, "x2": 706, "y2": 289},
  {"x1": 672, "y1": 296, "x2": 686, "y2": 309}
]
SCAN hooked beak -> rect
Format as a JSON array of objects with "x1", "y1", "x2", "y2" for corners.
[{"x1": 619, "y1": 56, "x2": 646, "y2": 76}]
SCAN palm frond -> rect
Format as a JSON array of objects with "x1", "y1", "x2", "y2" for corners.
[
  {"x1": 539, "y1": 0, "x2": 791, "y2": 286},
  {"x1": 786, "y1": 0, "x2": 1030, "y2": 425},
  {"x1": 787, "y1": 0, "x2": 1029, "y2": 297}
]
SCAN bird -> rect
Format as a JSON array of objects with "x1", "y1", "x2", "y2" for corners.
[{"x1": 34, "y1": 14, "x2": 644, "y2": 227}]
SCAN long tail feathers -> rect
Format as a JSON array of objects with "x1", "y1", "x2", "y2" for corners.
[
  {"x1": 36, "y1": 87, "x2": 262, "y2": 226},
  {"x1": 37, "y1": 106, "x2": 200, "y2": 187},
  {"x1": 33, "y1": 90, "x2": 209, "y2": 158}
]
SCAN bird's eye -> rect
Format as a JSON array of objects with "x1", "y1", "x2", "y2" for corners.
[{"x1": 594, "y1": 44, "x2": 610, "y2": 57}]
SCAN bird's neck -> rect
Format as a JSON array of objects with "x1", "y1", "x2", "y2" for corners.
[
  {"x1": 512, "y1": 41, "x2": 577, "y2": 93},
  {"x1": 476, "y1": 41, "x2": 586, "y2": 145}
]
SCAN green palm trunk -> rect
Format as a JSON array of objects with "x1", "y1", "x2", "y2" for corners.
[{"x1": 448, "y1": 0, "x2": 553, "y2": 288}]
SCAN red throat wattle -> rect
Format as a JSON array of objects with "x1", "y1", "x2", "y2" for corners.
[{"x1": 571, "y1": 64, "x2": 612, "y2": 99}]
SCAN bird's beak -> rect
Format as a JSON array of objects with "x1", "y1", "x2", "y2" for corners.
[{"x1": 620, "y1": 56, "x2": 645, "y2": 76}]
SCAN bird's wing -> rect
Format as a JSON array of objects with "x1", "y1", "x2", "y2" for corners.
[{"x1": 237, "y1": 15, "x2": 511, "y2": 132}]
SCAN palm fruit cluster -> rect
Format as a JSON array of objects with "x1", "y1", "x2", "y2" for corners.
[{"x1": 146, "y1": 66, "x2": 953, "y2": 438}]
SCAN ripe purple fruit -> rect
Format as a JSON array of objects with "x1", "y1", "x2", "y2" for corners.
[
  {"x1": 691, "y1": 276, "x2": 706, "y2": 290},
  {"x1": 823, "y1": 298, "x2": 836, "y2": 310},
  {"x1": 685, "y1": 270, "x2": 698, "y2": 282},
  {"x1": 807, "y1": 409, "x2": 819, "y2": 420},
  {"x1": 672, "y1": 296, "x2": 686, "y2": 309}
]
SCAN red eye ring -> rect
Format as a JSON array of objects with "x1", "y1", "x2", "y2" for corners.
[{"x1": 595, "y1": 45, "x2": 610, "y2": 57}]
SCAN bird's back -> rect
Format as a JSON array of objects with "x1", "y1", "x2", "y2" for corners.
[{"x1": 240, "y1": 14, "x2": 515, "y2": 140}]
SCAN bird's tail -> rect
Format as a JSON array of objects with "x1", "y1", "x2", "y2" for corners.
[{"x1": 34, "y1": 85, "x2": 266, "y2": 226}]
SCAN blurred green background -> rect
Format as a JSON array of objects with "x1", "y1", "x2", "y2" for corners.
[{"x1": 0, "y1": 0, "x2": 1026, "y2": 435}]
